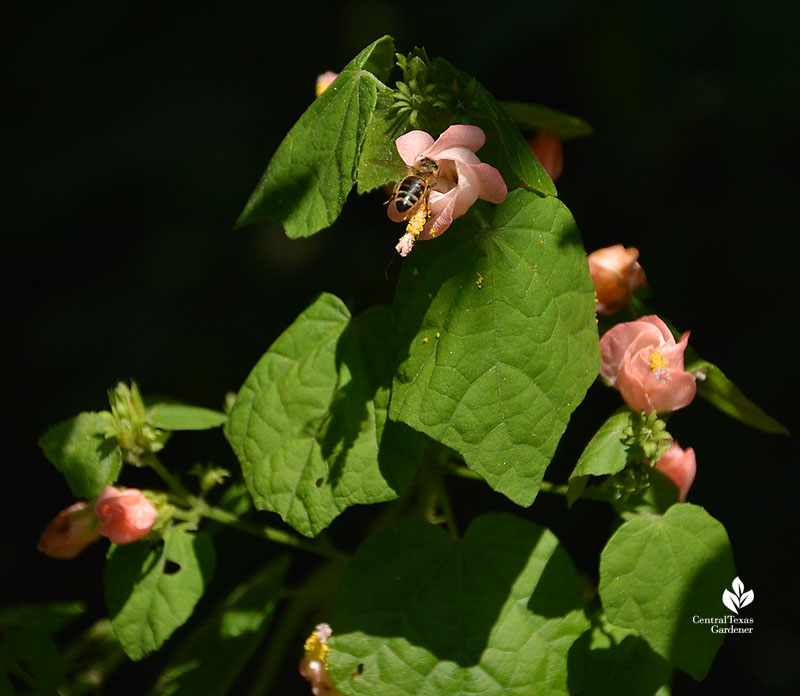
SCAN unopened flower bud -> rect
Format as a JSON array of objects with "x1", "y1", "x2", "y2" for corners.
[
  {"x1": 654, "y1": 441, "x2": 697, "y2": 501},
  {"x1": 315, "y1": 71, "x2": 338, "y2": 97},
  {"x1": 587, "y1": 244, "x2": 647, "y2": 315},
  {"x1": 527, "y1": 130, "x2": 564, "y2": 182},
  {"x1": 38, "y1": 501, "x2": 101, "y2": 559},
  {"x1": 94, "y1": 486, "x2": 157, "y2": 545}
]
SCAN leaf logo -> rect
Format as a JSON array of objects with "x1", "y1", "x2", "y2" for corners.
[{"x1": 722, "y1": 576, "x2": 754, "y2": 614}]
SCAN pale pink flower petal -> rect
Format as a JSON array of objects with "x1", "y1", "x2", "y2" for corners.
[
  {"x1": 396, "y1": 130, "x2": 435, "y2": 166},
  {"x1": 315, "y1": 71, "x2": 338, "y2": 98},
  {"x1": 655, "y1": 441, "x2": 697, "y2": 501},
  {"x1": 94, "y1": 486, "x2": 157, "y2": 545},
  {"x1": 424, "y1": 124, "x2": 486, "y2": 158},
  {"x1": 599, "y1": 315, "x2": 697, "y2": 413}
]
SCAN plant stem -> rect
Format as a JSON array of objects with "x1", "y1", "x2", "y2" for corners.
[{"x1": 148, "y1": 455, "x2": 347, "y2": 562}]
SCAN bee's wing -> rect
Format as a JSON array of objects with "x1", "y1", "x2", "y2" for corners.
[{"x1": 362, "y1": 158, "x2": 408, "y2": 180}]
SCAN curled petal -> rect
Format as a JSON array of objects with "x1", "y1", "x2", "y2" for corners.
[
  {"x1": 424, "y1": 124, "x2": 486, "y2": 158},
  {"x1": 469, "y1": 163, "x2": 508, "y2": 204},
  {"x1": 655, "y1": 442, "x2": 697, "y2": 501},
  {"x1": 94, "y1": 486, "x2": 157, "y2": 545},
  {"x1": 396, "y1": 130, "x2": 435, "y2": 166}
]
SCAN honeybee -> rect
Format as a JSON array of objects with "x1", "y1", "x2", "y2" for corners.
[{"x1": 389, "y1": 157, "x2": 439, "y2": 218}]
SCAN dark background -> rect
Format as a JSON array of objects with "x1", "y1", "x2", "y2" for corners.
[{"x1": 7, "y1": 1, "x2": 799, "y2": 694}]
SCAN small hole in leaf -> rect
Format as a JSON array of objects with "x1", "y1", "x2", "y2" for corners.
[
  {"x1": 164, "y1": 561, "x2": 181, "y2": 575},
  {"x1": 350, "y1": 663, "x2": 364, "y2": 680},
  {"x1": 315, "y1": 478, "x2": 324, "y2": 487}
]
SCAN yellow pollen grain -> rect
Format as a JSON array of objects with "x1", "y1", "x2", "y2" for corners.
[
  {"x1": 406, "y1": 203, "x2": 429, "y2": 238},
  {"x1": 650, "y1": 351, "x2": 668, "y2": 372},
  {"x1": 422, "y1": 337, "x2": 429, "y2": 344},
  {"x1": 476, "y1": 272, "x2": 484, "y2": 289},
  {"x1": 304, "y1": 630, "x2": 329, "y2": 667}
]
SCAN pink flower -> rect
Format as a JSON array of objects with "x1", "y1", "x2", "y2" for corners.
[
  {"x1": 315, "y1": 71, "x2": 338, "y2": 97},
  {"x1": 94, "y1": 486, "x2": 157, "y2": 545},
  {"x1": 587, "y1": 244, "x2": 648, "y2": 315},
  {"x1": 527, "y1": 131, "x2": 563, "y2": 181},
  {"x1": 388, "y1": 125, "x2": 507, "y2": 256},
  {"x1": 599, "y1": 315, "x2": 697, "y2": 413},
  {"x1": 299, "y1": 623, "x2": 343, "y2": 696},
  {"x1": 37, "y1": 501, "x2": 101, "y2": 559},
  {"x1": 655, "y1": 441, "x2": 696, "y2": 501}
]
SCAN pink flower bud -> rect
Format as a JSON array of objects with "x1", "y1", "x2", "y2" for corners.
[
  {"x1": 527, "y1": 130, "x2": 564, "y2": 182},
  {"x1": 599, "y1": 315, "x2": 697, "y2": 414},
  {"x1": 315, "y1": 71, "x2": 338, "y2": 97},
  {"x1": 94, "y1": 486, "x2": 157, "y2": 545},
  {"x1": 37, "y1": 501, "x2": 101, "y2": 559},
  {"x1": 655, "y1": 441, "x2": 696, "y2": 501},
  {"x1": 587, "y1": 244, "x2": 647, "y2": 315}
]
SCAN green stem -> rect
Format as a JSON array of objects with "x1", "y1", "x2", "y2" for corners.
[
  {"x1": 199, "y1": 504, "x2": 348, "y2": 563},
  {"x1": 148, "y1": 455, "x2": 347, "y2": 562}
]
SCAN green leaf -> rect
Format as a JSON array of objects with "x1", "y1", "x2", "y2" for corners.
[
  {"x1": 598, "y1": 504, "x2": 736, "y2": 679},
  {"x1": 390, "y1": 190, "x2": 599, "y2": 507},
  {"x1": 146, "y1": 402, "x2": 227, "y2": 431},
  {"x1": 567, "y1": 625, "x2": 672, "y2": 696},
  {"x1": 567, "y1": 411, "x2": 632, "y2": 506},
  {"x1": 355, "y1": 89, "x2": 404, "y2": 194},
  {"x1": 0, "y1": 626, "x2": 66, "y2": 696},
  {"x1": 38, "y1": 412, "x2": 122, "y2": 498},
  {"x1": 151, "y1": 556, "x2": 289, "y2": 696},
  {"x1": 0, "y1": 602, "x2": 85, "y2": 636},
  {"x1": 329, "y1": 514, "x2": 589, "y2": 695},
  {"x1": 225, "y1": 293, "x2": 425, "y2": 537},
  {"x1": 501, "y1": 101, "x2": 594, "y2": 140},
  {"x1": 428, "y1": 57, "x2": 556, "y2": 196},
  {"x1": 105, "y1": 526, "x2": 216, "y2": 661},
  {"x1": 236, "y1": 36, "x2": 395, "y2": 237},
  {"x1": 686, "y1": 359, "x2": 788, "y2": 435}
]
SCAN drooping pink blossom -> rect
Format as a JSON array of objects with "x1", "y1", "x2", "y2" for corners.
[
  {"x1": 655, "y1": 441, "x2": 697, "y2": 501},
  {"x1": 527, "y1": 130, "x2": 564, "y2": 181},
  {"x1": 299, "y1": 623, "x2": 343, "y2": 696},
  {"x1": 37, "y1": 501, "x2": 101, "y2": 559},
  {"x1": 388, "y1": 125, "x2": 507, "y2": 255},
  {"x1": 94, "y1": 486, "x2": 157, "y2": 545},
  {"x1": 587, "y1": 244, "x2": 647, "y2": 315},
  {"x1": 599, "y1": 315, "x2": 697, "y2": 413}
]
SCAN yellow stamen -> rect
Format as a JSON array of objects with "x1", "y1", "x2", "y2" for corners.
[
  {"x1": 304, "y1": 629, "x2": 329, "y2": 667},
  {"x1": 650, "y1": 351, "x2": 667, "y2": 372}
]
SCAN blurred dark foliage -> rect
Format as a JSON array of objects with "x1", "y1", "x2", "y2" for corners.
[{"x1": 6, "y1": 1, "x2": 799, "y2": 694}]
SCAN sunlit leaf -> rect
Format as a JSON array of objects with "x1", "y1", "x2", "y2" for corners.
[
  {"x1": 391, "y1": 190, "x2": 598, "y2": 506},
  {"x1": 598, "y1": 504, "x2": 735, "y2": 679},
  {"x1": 38, "y1": 413, "x2": 122, "y2": 498},
  {"x1": 225, "y1": 293, "x2": 425, "y2": 537},
  {"x1": 330, "y1": 514, "x2": 589, "y2": 695},
  {"x1": 105, "y1": 526, "x2": 215, "y2": 661},
  {"x1": 237, "y1": 36, "x2": 395, "y2": 237}
]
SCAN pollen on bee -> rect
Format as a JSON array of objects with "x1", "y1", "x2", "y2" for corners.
[{"x1": 405, "y1": 202, "x2": 429, "y2": 238}]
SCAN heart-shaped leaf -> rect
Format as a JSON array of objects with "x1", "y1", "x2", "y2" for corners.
[
  {"x1": 105, "y1": 526, "x2": 215, "y2": 661},
  {"x1": 226, "y1": 293, "x2": 425, "y2": 537},
  {"x1": 236, "y1": 36, "x2": 395, "y2": 237},
  {"x1": 598, "y1": 504, "x2": 735, "y2": 679},
  {"x1": 38, "y1": 412, "x2": 122, "y2": 498},
  {"x1": 390, "y1": 190, "x2": 599, "y2": 507},
  {"x1": 329, "y1": 514, "x2": 589, "y2": 695}
]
